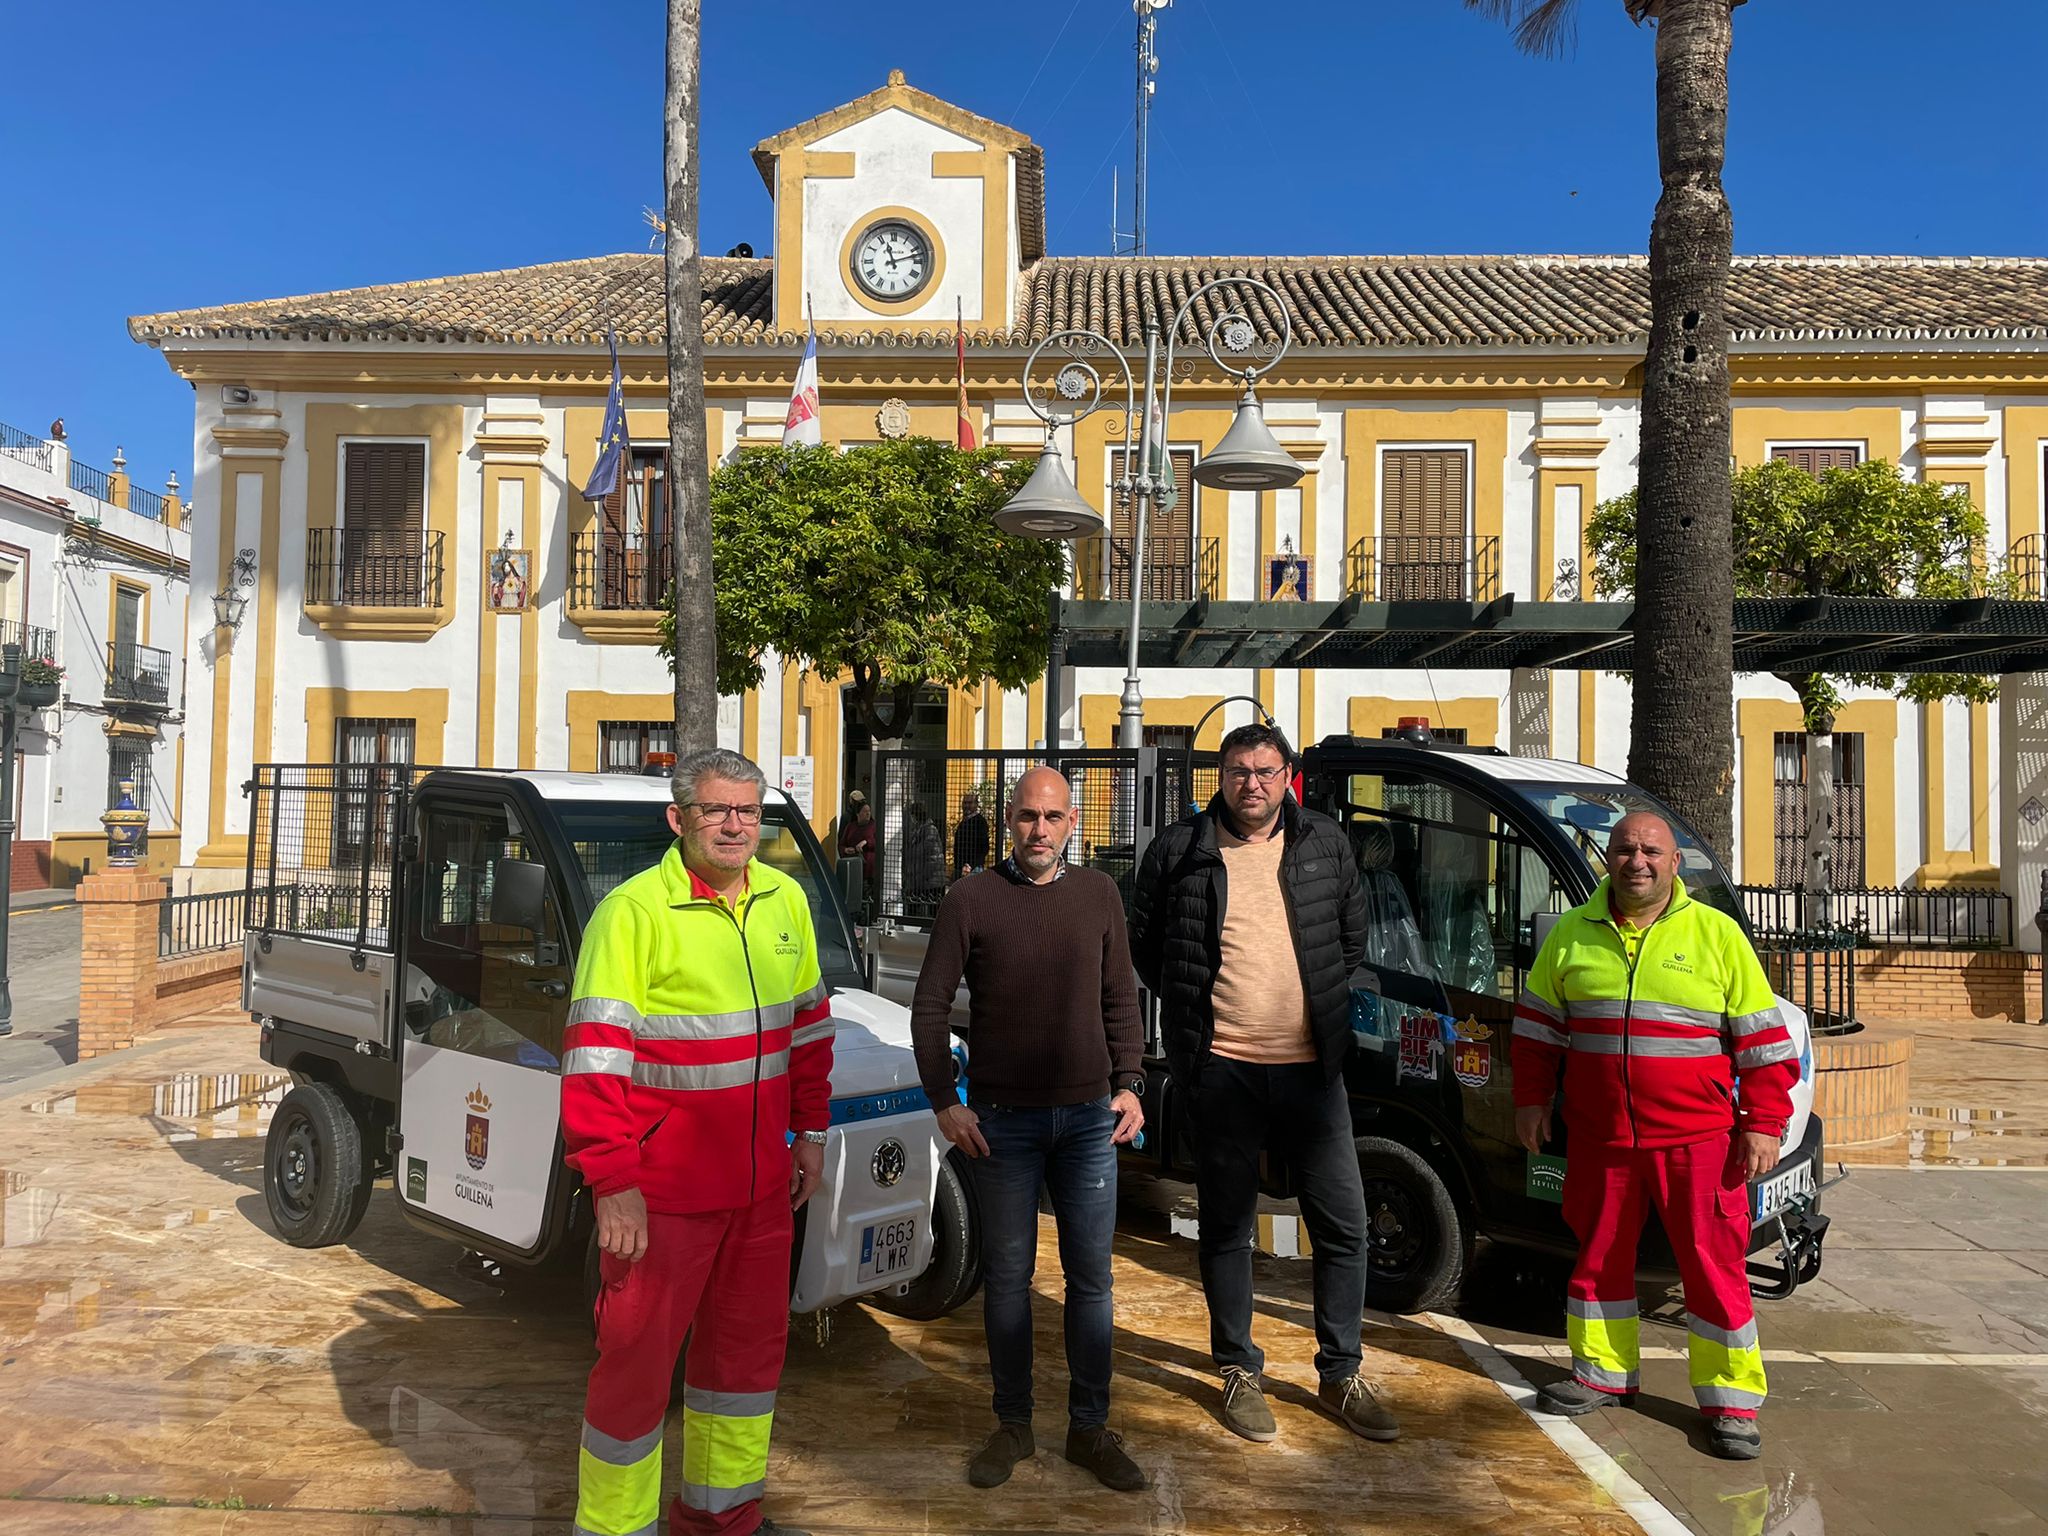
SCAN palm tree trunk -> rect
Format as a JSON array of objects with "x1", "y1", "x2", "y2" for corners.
[
  {"x1": 1626, "y1": 0, "x2": 1736, "y2": 858},
  {"x1": 666, "y1": 0, "x2": 718, "y2": 753}
]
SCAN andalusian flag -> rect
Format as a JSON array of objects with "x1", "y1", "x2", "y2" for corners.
[
  {"x1": 782, "y1": 316, "x2": 821, "y2": 448},
  {"x1": 955, "y1": 298, "x2": 976, "y2": 450}
]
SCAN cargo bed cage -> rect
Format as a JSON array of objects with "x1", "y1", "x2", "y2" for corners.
[{"x1": 244, "y1": 762, "x2": 455, "y2": 954}]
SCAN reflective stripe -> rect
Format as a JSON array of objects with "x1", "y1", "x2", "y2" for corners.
[
  {"x1": 1513, "y1": 1016, "x2": 1569, "y2": 1050},
  {"x1": 1515, "y1": 989, "x2": 1564, "y2": 1024},
  {"x1": 1572, "y1": 1360, "x2": 1641, "y2": 1391},
  {"x1": 1567, "y1": 1033, "x2": 1725, "y2": 1058},
  {"x1": 1735, "y1": 1038, "x2": 1799, "y2": 1068},
  {"x1": 791, "y1": 1018, "x2": 835, "y2": 1050},
  {"x1": 1696, "y1": 1383, "x2": 1767, "y2": 1410},
  {"x1": 582, "y1": 1419, "x2": 664, "y2": 1466},
  {"x1": 1728, "y1": 1007, "x2": 1783, "y2": 1038},
  {"x1": 639, "y1": 1001, "x2": 792, "y2": 1042},
  {"x1": 794, "y1": 981, "x2": 829, "y2": 1012},
  {"x1": 572, "y1": 996, "x2": 644, "y2": 1031},
  {"x1": 565, "y1": 1046, "x2": 635, "y2": 1077},
  {"x1": 1569, "y1": 998, "x2": 1632, "y2": 1020},
  {"x1": 1626, "y1": 999, "x2": 1726, "y2": 1030},
  {"x1": 685, "y1": 1386, "x2": 778, "y2": 1417},
  {"x1": 634, "y1": 1049, "x2": 791, "y2": 1092},
  {"x1": 678, "y1": 1478, "x2": 767, "y2": 1515},
  {"x1": 1567, "y1": 1296, "x2": 1640, "y2": 1321},
  {"x1": 1685, "y1": 1313, "x2": 1760, "y2": 1351}
]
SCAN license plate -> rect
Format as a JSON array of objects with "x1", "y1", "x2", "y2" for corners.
[
  {"x1": 858, "y1": 1216, "x2": 917, "y2": 1283},
  {"x1": 1752, "y1": 1158, "x2": 1817, "y2": 1222}
]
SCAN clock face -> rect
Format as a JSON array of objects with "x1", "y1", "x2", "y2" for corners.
[{"x1": 851, "y1": 219, "x2": 933, "y2": 302}]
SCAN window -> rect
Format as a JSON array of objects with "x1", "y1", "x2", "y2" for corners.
[
  {"x1": 1107, "y1": 447, "x2": 1200, "y2": 601},
  {"x1": 340, "y1": 442, "x2": 426, "y2": 604},
  {"x1": 1773, "y1": 731, "x2": 1866, "y2": 887},
  {"x1": 109, "y1": 740, "x2": 152, "y2": 853},
  {"x1": 1379, "y1": 448, "x2": 1471, "y2": 599},
  {"x1": 599, "y1": 720, "x2": 674, "y2": 773},
  {"x1": 1770, "y1": 444, "x2": 1862, "y2": 476},
  {"x1": 336, "y1": 717, "x2": 416, "y2": 865},
  {"x1": 596, "y1": 447, "x2": 671, "y2": 609}
]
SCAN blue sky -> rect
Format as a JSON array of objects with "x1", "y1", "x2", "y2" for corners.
[{"x1": 4, "y1": 0, "x2": 2043, "y2": 492}]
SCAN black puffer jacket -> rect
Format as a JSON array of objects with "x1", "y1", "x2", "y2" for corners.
[{"x1": 1131, "y1": 794, "x2": 1368, "y2": 1086}]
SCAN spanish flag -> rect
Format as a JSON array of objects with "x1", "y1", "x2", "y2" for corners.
[{"x1": 955, "y1": 298, "x2": 976, "y2": 450}]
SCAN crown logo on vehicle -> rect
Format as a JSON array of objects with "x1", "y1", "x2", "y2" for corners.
[{"x1": 465, "y1": 1086, "x2": 493, "y2": 1114}]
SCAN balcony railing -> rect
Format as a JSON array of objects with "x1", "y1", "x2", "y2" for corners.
[
  {"x1": 1741, "y1": 882, "x2": 2012, "y2": 950},
  {"x1": 69, "y1": 459, "x2": 114, "y2": 504},
  {"x1": 2009, "y1": 535, "x2": 2044, "y2": 600},
  {"x1": 0, "y1": 620, "x2": 58, "y2": 665},
  {"x1": 128, "y1": 485, "x2": 167, "y2": 522},
  {"x1": 305, "y1": 528, "x2": 446, "y2": 608},
  {"x1": 1074, "y1": 535, "x2": 1221, "y2": 603},
  {"x1": 1346, "y1": 535, "x2": 1502, "y2": 602},
  {"x1": 570, "y1": 530, "x2": 672, "y2": 611},
  {"x1": 106, "y1": 641, "x2": 175, "y2": 708},
  {"x1": 0, "y1": 421, "x2": 52, "y2": 472}
]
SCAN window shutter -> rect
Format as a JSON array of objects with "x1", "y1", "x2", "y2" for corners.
[
  {"x1": 1380, "y1": 449, "x2": 1469, "y2": 598},
  {"x1": 1770, "y1": 444, "x2": 1862, "y2": 476}
]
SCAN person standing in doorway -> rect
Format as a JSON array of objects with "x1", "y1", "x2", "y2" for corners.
[
  {"x1": 952, "y1": 791, "x2": 992, "y2": 880},
  {"x1": 911, "y1": 766, "x2": 1148, "y2": 1493},
  {"x1": 1132, "y1": 722, "x2": 1400, "y2": 1447}
]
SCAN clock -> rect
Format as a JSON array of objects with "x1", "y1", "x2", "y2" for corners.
[{"x1": 850, "y1": 218, "x2": 934, "y2": 302}]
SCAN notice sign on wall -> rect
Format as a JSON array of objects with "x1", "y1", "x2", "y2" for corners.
[{"x1": 781, "y1": 755, "x2": 814, "y2": 819}]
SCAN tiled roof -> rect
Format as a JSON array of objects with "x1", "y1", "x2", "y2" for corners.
[{"x1": 129, "y1": 253, "x2": 2048, "y2": 351}]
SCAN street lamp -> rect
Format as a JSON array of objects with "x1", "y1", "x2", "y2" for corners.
[{"x1": 1002, "y1": 276, "x2": 1301, "y2": 746}]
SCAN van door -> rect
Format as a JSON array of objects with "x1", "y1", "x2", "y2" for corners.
[{"x1": 396, "y1": 793, "x2": 573, "y2": 1258}]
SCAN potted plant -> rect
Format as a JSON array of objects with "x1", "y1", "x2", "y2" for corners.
[{"x1": 19, "y1": 657, "x2": 63, "y2": 709}]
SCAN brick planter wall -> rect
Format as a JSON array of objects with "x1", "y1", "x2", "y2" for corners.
[
  {"x1": 77, "y1": 872, "x2": 247, "y2": 1057},
  {"x1": 1856, "y1": 948, "x2": 2043, "y2": 1023},
  {"x1": 11, "y1": 838, "x2": 51, "y2": 891},
  {"x1": 1811, "y1": 1026, "x2": 1915, "y2": 1145}
]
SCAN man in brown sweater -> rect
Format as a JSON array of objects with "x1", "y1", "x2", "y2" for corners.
[{"x1": 911, "y1": 766, "x2": 1147, "y2": 1494}]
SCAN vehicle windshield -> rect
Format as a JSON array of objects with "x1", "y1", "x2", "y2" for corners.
[
  {"x1": 548, "y1": 801, "x2": 862, "y2": 988},
  {"x1": 1523, "y1": 784, "x2": 1746, "y2": 927}
]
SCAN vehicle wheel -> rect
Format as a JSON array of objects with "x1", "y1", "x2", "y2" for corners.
[
  {"x1": 1356, "y1": 1135, "x2": 1467, "y2": 1315},
  {"x1": 869, "y1": 1152, "x2": 982, "y2": 1321},
  {"x1": 263, "y1": 1082, "x2": 372, "y2": 1248}
]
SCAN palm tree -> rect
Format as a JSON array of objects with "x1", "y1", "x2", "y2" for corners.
[
  {"x1": 666, "y1": 0, "x2": 719, "y2": 752},
  {"x1": 1468, "y1": 0, "x2": 1743, "y2": 857}
]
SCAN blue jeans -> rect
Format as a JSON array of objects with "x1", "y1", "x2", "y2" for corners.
[{"x1": 967, "y1": 1096, "x2": 1118, "y2": 1427}]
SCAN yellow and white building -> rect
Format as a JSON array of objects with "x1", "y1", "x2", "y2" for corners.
[{"x1": 131, "y1": 72, "x2": 2048, "y2": 930}]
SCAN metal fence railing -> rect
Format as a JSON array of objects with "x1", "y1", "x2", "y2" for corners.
[
  {"x1": 0, "y1": 620, "x2": 59, "y2": 666},
  {"x1": 1074, "y1": 535, "x2": 1222, "y2": 604},
  {"x1": 0, "y1": 421, "x2": 52, "y2": 472},
  {"x1": 304, "y1": 529, "x2": 446, "y2": 608},
  {"x1": 1346, "y1": 535, "x2": 1503, "y2": 602},
  {"x1": 69, "y1": 459, "x2": 114, "y2": 504},
  {"x1": 128, "y1": 485, "x2": 168, "y2": 522},
  {"x1": 160, "y1": 887, "x2": 254, "y2": 959},
  {"x1": 1741, "y1": 883, "x2": 2012, "y2": 949},
  {"x1": 1758, "y1": 929, "x2": 1860, "y2": 1036},
  {"x1": 106, "y1": 641, "x2": 175, "y2": 707},
  {"x1": 246, "y1": 763, "x2": 413, "y2": 951},
  {"x1": 569, "y1": 530, "x2": 671, "y2": 611}
]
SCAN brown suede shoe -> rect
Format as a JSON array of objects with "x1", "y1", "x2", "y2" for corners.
[
  {"x1": 1064, "y1": 1424, "x2": 1148, "y2": 1492},
  {"x1": 1220, "y1": 1365, "x2": 1278, "y2": 1443},
  {"x1": 967, "y1": 1421, "x2": 1035, "y2": 1487},
  {"x1": 1318, "y1": 1374, "x2": 1400, "y2": 1442}
]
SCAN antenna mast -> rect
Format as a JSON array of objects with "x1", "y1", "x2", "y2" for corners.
[{"x1": 1121, "y1": 0, "x2": 1169, "y2": 256}]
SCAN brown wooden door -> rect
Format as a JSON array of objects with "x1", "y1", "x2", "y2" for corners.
[
  {"x1": 341, "y1": 443, "x2": 425, "y2": 605},
  {"x1": 1380, "y1": 449, "x2": 1469, "y2": 599},
  {"x1": 1109, "y1": 447, "x2": 1197, "y2": 600}
]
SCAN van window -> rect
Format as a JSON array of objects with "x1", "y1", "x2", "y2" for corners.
[{"x1": 1524, "y1": 786, "x2": 1743, "y2": 925}]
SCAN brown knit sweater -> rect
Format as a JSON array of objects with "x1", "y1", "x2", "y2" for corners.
[{"x1": 910, "y1": 865, "x2": 1143, "y2": 1109}]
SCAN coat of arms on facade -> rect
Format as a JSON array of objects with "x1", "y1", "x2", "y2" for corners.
[
  {"x1": 876, "y1": 398, "x2": 912, "y2": 440},
  {"x1": 464, "y1": 1085, "x2": 493, "y2": 1171}
]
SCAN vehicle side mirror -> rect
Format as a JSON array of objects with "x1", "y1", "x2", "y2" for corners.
[
  {"x1": 489, "y1": 857, "x2": 549, "y2": 932},
  {"x1": 1531, "y1": 910, "x2": 1561, "y2": 957}
]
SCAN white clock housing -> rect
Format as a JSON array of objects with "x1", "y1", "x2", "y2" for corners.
[{"x1": 850, "y1": 218, "x2": 934, "y2": 302}]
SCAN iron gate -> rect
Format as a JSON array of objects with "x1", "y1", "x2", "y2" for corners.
[{"x1": 872, "y1": 747, "x2": 1218, "y2": 923}]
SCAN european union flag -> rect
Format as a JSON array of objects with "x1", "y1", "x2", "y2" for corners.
[{"x1": 581, "y1": 328, "x2": 627, "y2": 501}]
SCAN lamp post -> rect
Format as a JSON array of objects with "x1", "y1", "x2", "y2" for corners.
[{"x1": 998, "y1": 277, "x2": 1303, "y2": 747}]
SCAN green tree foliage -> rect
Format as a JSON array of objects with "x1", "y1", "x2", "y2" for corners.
[
  {"x1": 665, "y1": 440, "x2": 1069, "y2": 739},
  {"x1": 1587, "y1": 457, "x2": 2016, "y2": 732}
]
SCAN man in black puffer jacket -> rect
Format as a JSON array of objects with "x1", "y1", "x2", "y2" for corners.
[{"x1": 1132, "y1": 722, "x2": 1399, "y2": 1448}]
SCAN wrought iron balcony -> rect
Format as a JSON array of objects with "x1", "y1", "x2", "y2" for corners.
[
  {"x1": 570, "y1": 531, "x2": 673, "y2": 611},
  {"x1": 106, "y1": 641, "x2": 175, "y2": 708},
  {"x1": 2008, "y1": 535, "x2": 2045, "y2": 600},
  {"x1": 305, "y1": 528, "x2": 446, "y2": 608},
  {"x1": 0, "y1": 620, "x2": 57, "y2": 666},
  {"x1": 1346, "y1": 535, "x2": 1502, "y2": 602},
  {"x1": 1074, "y1": 535, "x2": 1221, "y2": 604}
]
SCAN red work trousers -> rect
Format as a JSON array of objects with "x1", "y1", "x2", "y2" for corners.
[
  {"x1": 1561, "y1": 1134, "x2": 1768, "y2": 1419},
  {"x1": 576, "y1": 1192, "x2": 793, "y2": 1536}
]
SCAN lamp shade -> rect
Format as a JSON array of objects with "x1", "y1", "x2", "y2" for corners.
[
  {"x1": 1193, "y1": 392, "x2": 1303, "y2": 492},
  {"x1": 993, "y1": 448, "x2": 1105, "y2": 540},
  {"x1": 211, "y1": 588, "x2": 247, "y2": 630}
]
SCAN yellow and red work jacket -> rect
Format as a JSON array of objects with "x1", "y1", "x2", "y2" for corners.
[
  {"x1": 561, "y1": 844, "x2": 834, "y2": 1213},
  {"x1": 1510, "y1": 877, "x2": 1797, "y2": 1149}
]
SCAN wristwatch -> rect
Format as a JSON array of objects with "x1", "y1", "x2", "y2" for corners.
[
  {"x1": 1113, "y1": 1076, "x2": 1145, "y2": 1099},
  {"x1": 798, "y1": 1129, "x2": 828, "y2": 1145}
]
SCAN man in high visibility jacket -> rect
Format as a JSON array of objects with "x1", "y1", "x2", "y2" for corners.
[
  {"x1": 1511, "y1": 810, "x2": 1797, "y2": 1462},
  {"x1": 562, "y1": 748, "x2": 832, "y2": 1536}
]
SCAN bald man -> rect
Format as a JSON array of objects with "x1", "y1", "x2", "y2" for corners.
[
  {"x1": 910, "y1": 767, "x2": 1148, "y2": 1492},
  {"x1": 1511, "y1": 810, "x2": 1797, "y2": 1461}
]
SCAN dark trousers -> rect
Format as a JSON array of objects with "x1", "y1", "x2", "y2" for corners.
[
  {"x1": 967, "y1": 1096, "x2": 1119, "y2": 1427},
  {"x1": 1192, "y1": 1057, "x2": 1368, "y2": 1384}
]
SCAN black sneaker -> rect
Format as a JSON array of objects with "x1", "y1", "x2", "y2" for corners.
[
  {"x1": 1705, "y1": 1415, "x2": 1762, "y2": 1460},
  {"x1": 1537, "y1": 1377, "x2": 1636, "y2": 1417},
  {"x1": 967, "y1": 1421, "x2": 1035, "y2": 1488},
  {"x1": 1064, "y1": 1424, "x2": 1148, "y2": 1492}
]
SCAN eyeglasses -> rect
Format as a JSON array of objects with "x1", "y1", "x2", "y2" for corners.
[
  {"x1": 686, "y1": 802, "x2": 763, "y2": 825},
  {"x1": 1222, "y1": 766, "x2": 1288, "y2": 786}
]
